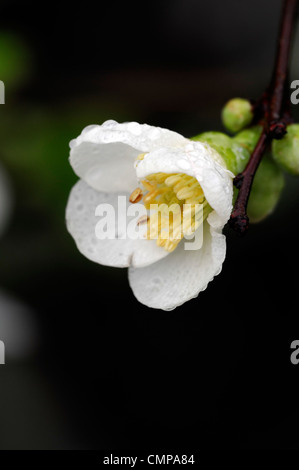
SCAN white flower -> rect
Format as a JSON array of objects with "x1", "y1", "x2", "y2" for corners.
[{"x1": 66, "y1": 120, "x2": 233, "y2": 310}]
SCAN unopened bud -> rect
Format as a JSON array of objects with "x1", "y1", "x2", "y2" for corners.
[
  {"x1": 247, "y1": 155, "x2": 285, "y2": 222},
  {"x1": 272, "y1": 124, "x2": 299, "y2": 175},
  {"x1": 193, "y1": 131, "x2": 239, "y2": 174},
  {"x1": 193, "y1": 128, "x2": 261, "y2": 175},
  {"x1": 222, "y1": 98, "x2": 253, "y2": 134}
]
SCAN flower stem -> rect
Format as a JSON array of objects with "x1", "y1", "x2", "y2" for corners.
[{"x1": 229, "y1": 0, "x2": 298, "y2": 235}]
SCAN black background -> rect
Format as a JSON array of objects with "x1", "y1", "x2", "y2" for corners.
[{"x1": 0, "y1": 0, "x2": 299, "y2": 450}]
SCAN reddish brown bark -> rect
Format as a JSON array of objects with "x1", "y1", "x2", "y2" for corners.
[{"x1": 229, "y1": 0, "x2": 298, "y2": 235}]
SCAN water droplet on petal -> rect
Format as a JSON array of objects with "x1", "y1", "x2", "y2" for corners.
[
  {"x1": 82, "y1": 124, "x2": 98, "y2": 134},
  {"x1": 102, "y1": 120, "x2": 117, "y2": 127}
]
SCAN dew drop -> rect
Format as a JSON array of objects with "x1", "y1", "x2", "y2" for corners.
[
  {"x1": 82, "y1": 124, "x2": 98, "y2": 135},
  {"x1": 103, "y1": 120, "x2": 117, "y2": 127}
]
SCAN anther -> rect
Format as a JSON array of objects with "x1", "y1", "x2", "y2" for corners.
[{"x1": 129, "y1": 188, "x2": 143, "y2": 203}]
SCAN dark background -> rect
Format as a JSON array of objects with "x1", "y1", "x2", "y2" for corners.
[{"x1": 0, "y1": 0, "x2": 298, "y2": 450}]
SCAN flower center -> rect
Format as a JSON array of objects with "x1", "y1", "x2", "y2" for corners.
[{"x1": 130, "y1": 172, "x2": 212, "y2": 252}]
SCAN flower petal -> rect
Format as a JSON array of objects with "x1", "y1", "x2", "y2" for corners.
[
  {"x1": 66, "y1": 180, "x2": 169, "y2": 268},
  {"x1": 128, "y1": 222, "x2": 226, "y2": 310},
  {"x1": 135, "y1": 141, "x2": 234, "y2": 228},
  {"x1": 69, "y1": 120, "x2": 187, "y2": 193}
]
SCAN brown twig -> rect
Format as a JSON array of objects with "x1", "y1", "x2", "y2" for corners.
[{"x1": 229, "y1": 0, "x2": 298, "y2": 235}]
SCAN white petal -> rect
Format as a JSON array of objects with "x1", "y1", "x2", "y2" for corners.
[
  {"x1": 66, "y1": 180, "x2": 169, "y2": 268},
  {"x1": 136, "y1": 141, "x2": 234, "y2": 229},
  {"x1": 70, "y1": 141, "x2": 139, "y2": 193},
  {"x1": 128, "y1": 223, "x2": 226, "y2": 310},
  {"x1": 69, "y1": 121, "x2": 187, "y2": 193}
]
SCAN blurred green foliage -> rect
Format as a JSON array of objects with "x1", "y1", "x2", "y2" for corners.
[
  {"x1": 0, "y1": 106, "x2": 129, "y2": 219},
  {"x1": 0, "y1": 32, "x2": 33, "y2": 90}
]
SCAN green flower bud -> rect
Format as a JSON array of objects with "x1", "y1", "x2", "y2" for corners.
[
  {"x1": 193, "y1": 131, "x2": 240, "y2": 174},
  {"x1": 221, "y1": 98, "x2": 253, "y2": 134},
  {"x1": 231, "y1": 125, "x2": 263, "y2": 173},
  {"x1": 233, "y1": 125, "x2": 262, "y2": 153},
  {"x1": 193, "y1": 128, "x2": 262, "y2": 175},
  {"x1": 193, "y1": 129, "x2": 283, "y2": 223},
  {"x1": 194, "y1": 131, "x2": 232, "y2": 149},
  {"x1": 247, "y1": 155, "x2": 285, "y2": 223},
  {"x1": 272, "y1": 124, "x2": 299, "y2": 175}
]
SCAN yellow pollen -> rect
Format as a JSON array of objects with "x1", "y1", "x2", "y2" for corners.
[{"x1": 130, "y1": 172, "x2": 212, "y2": 252}]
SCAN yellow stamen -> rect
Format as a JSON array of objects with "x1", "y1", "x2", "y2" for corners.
[
  {"x1": 141, "y1": 180, "x2": 156, "y2": 191},
  {"x1": 176, "y1": 187, "x2": 198, "y2": 200},
  {"x1": 131, "y1": 172, "x2": 212, "y2": 252},
  {"x1": 165, "y1": 175, "x2": 182, "y2": 187},
  {"x1": 143, "y1": 189, "x2": 160, "y2": 205}
]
